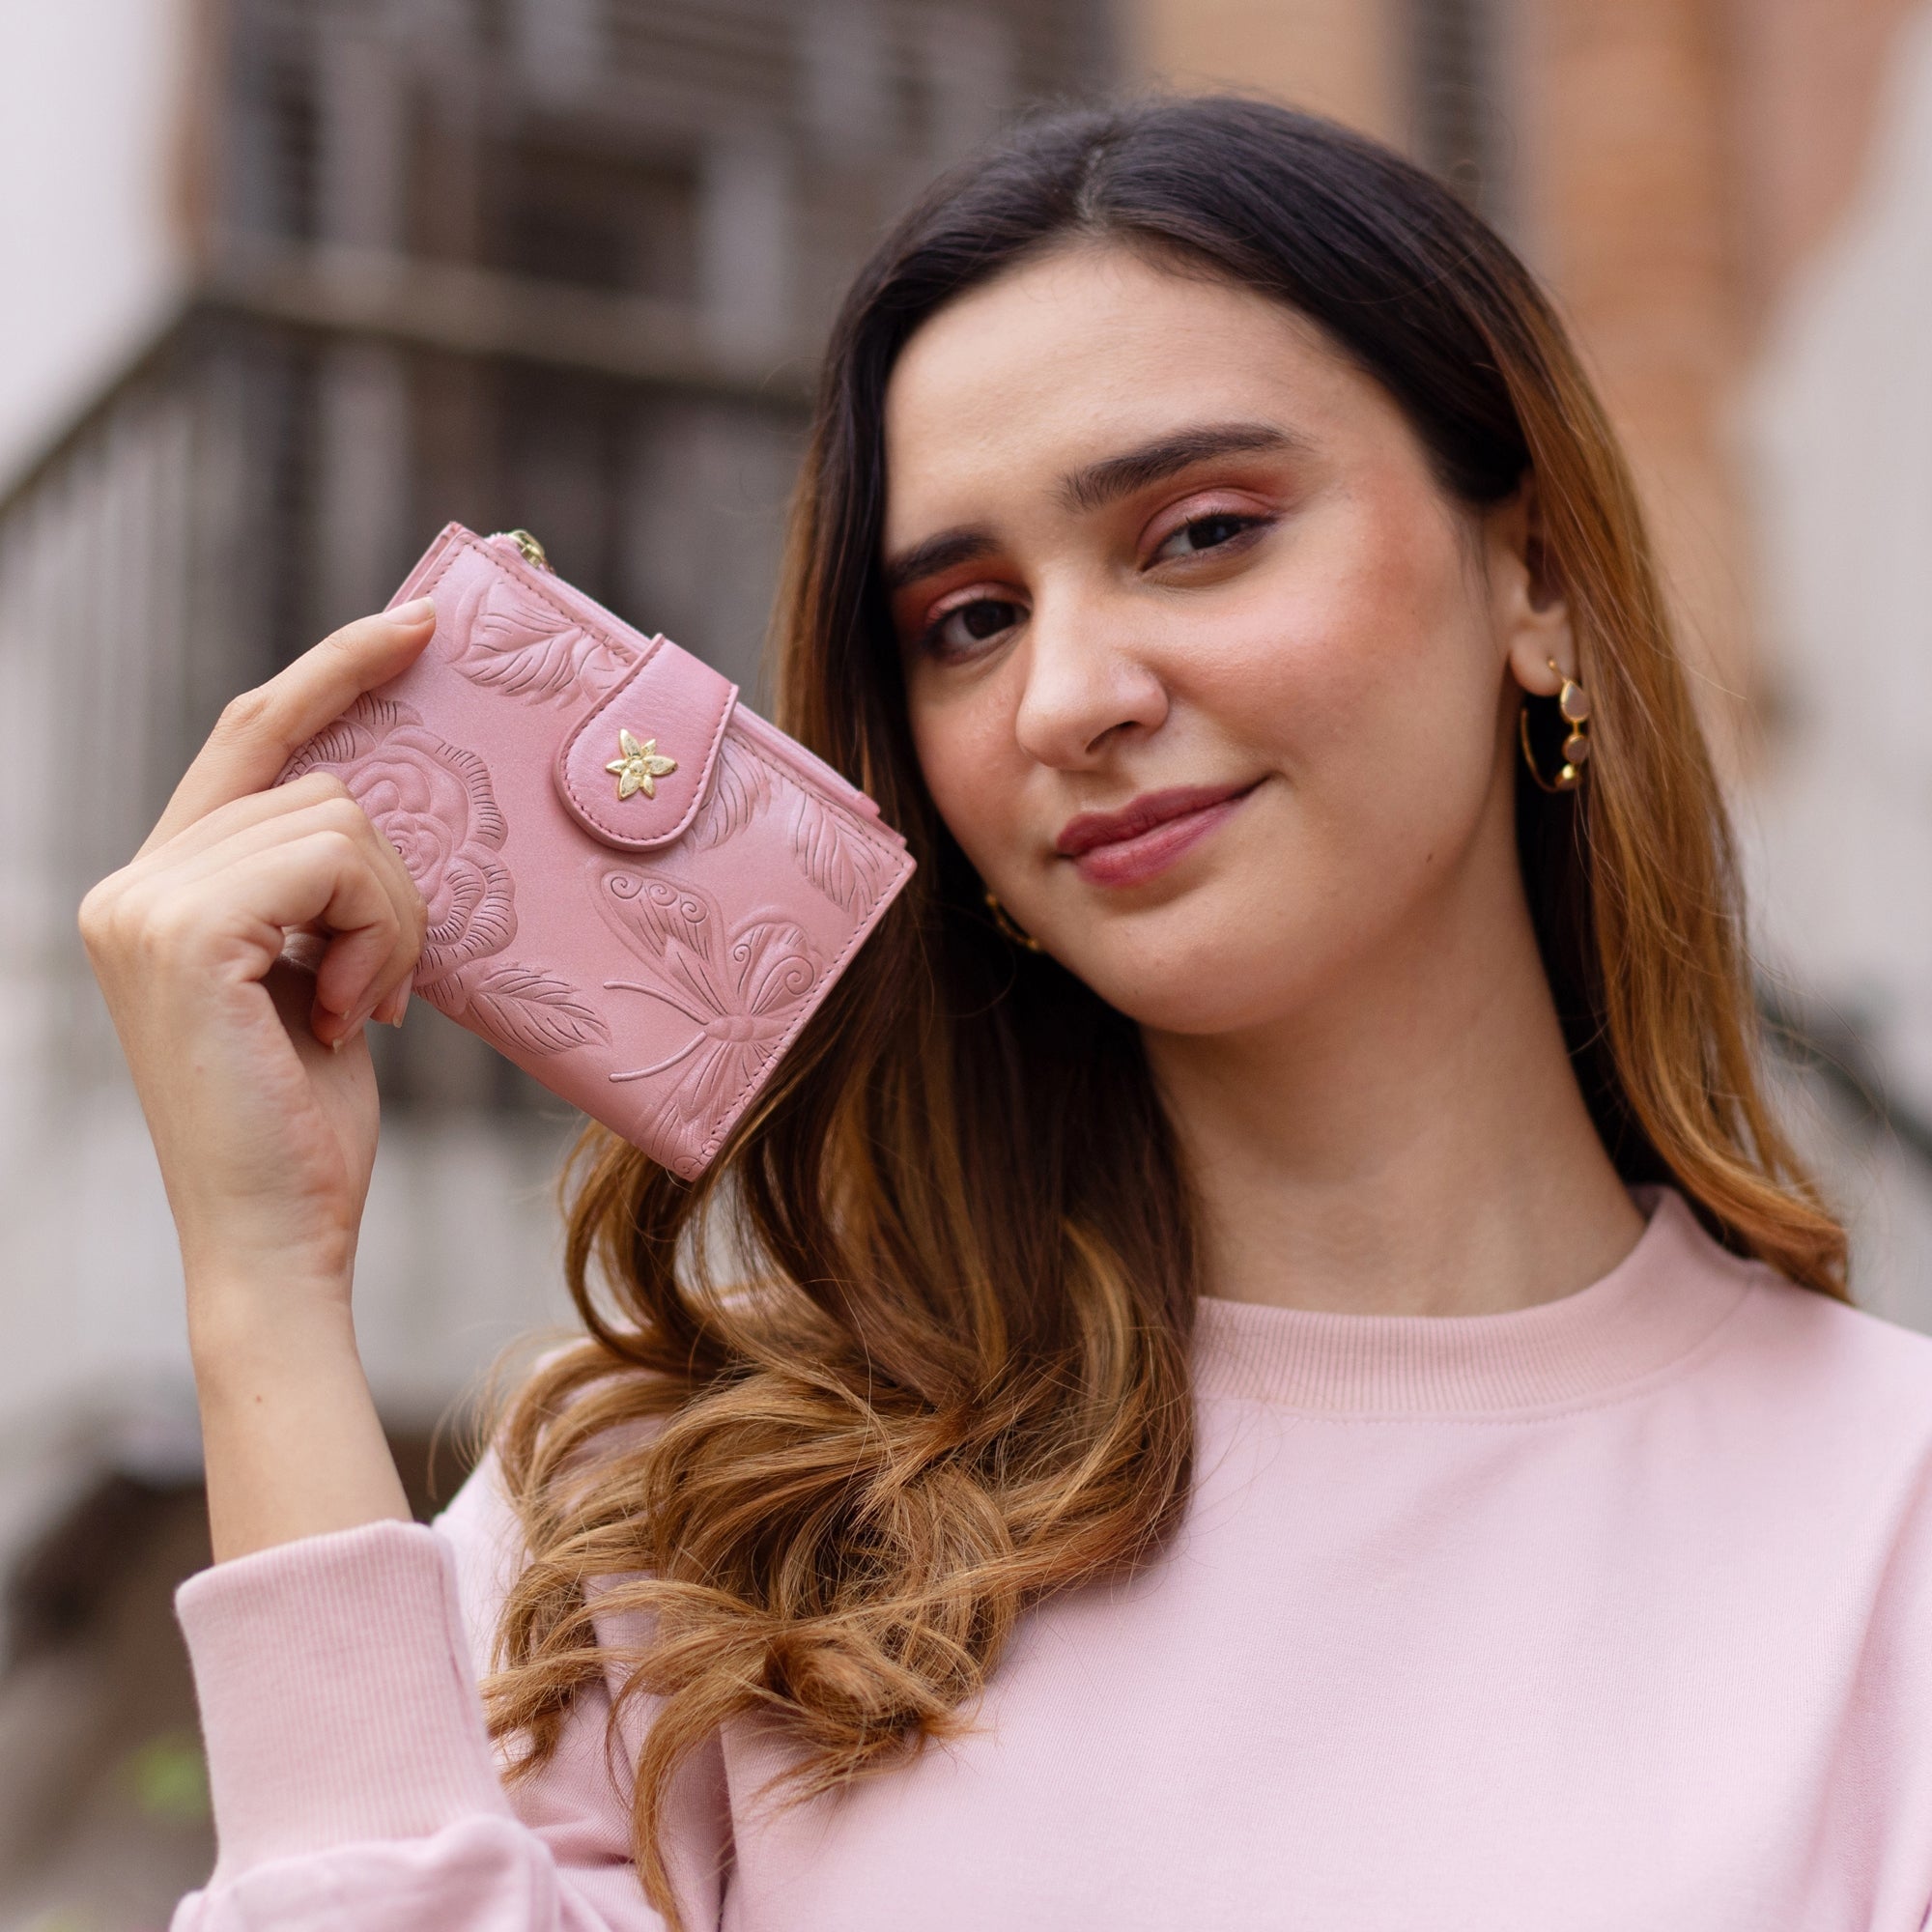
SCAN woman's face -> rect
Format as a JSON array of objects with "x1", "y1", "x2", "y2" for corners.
[{"x1": 882, "y1": 242, "x2": 1566, "y2": 1037}]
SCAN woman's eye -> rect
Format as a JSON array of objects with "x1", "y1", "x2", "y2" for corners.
[
  {"x1": 1152, "y1": 512, "x2": 1263, "y2": 562},
  {"x1": 924, "y1": 597, "x2": 1025, "y2": 655}
]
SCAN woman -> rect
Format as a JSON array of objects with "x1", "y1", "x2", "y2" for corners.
[{"x1": 81, "y1": 97, "x2": 1932, "y2": 1929}]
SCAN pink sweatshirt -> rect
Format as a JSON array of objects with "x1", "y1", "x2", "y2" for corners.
[{"x1": 171, "y1": 1189, "x2": 1932, "y2": 1930}]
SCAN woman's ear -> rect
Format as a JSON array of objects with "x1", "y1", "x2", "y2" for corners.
[{"x1": 1486, "y1": 479, "x2": 1575, "y2": 697}]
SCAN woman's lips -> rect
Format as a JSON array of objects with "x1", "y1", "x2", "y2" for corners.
[{"x1": 1056, "y1": 782, "x2": 1257, "y2": 889}]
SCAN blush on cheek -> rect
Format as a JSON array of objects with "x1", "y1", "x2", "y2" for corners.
[
  {"x1": 907, "y1": 696, "x2": 1025, "y2": 885},
  {"x1": 1216, "y1": 494, "x2": 1475, "y2": 773}
]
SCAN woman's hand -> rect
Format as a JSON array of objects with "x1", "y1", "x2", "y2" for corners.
[{"x1": 78, "y1": 601, "x2": 439, "y2": 1559}]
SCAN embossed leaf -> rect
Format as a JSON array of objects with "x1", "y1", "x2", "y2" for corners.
[
  {"x1": 788, "y1": 790, "x2": 890, "y2": 917},
  {"x1": 448, "y1": 569, "x2": 640, "y2": 702},
  {"x1": 465, "y1": 964, "x2": 611, "y2": 1056},
  {"x1": 686, "y1": 734, "x2": 778, "y2": 852},
  {"x1": 412, "y1": 970, "x2": 469, "y2": 1018}
]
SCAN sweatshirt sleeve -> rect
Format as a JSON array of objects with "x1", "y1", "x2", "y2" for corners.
[{"x1": 168, "y1": 1465, "x2": 727, "y2": 1932}]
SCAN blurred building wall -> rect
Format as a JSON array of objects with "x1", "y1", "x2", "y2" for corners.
[
  {"x1": 1746, "y1": 4, "x2": 1932, "y2": 1326},
  {"x1": 1128, "y1": 0, "x2": 1402, "y2": 136},
  {"x1": 0, "y1": 0, "x2": 197, "y2": 486}
]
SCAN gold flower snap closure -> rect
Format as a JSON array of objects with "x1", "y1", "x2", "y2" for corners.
[{"x1": 606, "y1": 728, "x2": 678, "y2": 801}]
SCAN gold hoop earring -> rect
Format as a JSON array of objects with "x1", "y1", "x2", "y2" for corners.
[
  {"x1": 983, "y1": 889, "x2": 1042, "y2": 952},
  {"x1": 1520, "y1": 657, "x2": 1593, "y2": 793}
]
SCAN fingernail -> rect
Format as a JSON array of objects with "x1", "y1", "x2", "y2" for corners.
[
  {"x1": 392, "y1": 984, "x2": 412, "y2": 1028},
  {"x1": 391, "y1": 596, "x2": 435, "y2": 624}
]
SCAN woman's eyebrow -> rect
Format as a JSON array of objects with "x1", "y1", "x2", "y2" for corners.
[
  {"x1": 1057, "y1": 421, "x2": 1303, "y2": 515},
  {"x1": 880, "y1": 422, "x2": 1301, "y2": 594},
  {"x1": 881, "y1": 526, "x2": 999, "y2": 594}
]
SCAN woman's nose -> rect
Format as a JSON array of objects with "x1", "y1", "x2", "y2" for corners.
[{"x1": 1011, "y1": 591, "x2": 1169, "y2": 769}]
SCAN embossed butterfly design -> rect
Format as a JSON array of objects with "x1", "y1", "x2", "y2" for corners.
[{"x1": 591, "y1": 869, "x2": 823, "y2": 1166}]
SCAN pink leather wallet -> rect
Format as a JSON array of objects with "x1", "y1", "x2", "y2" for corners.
[{"x1": 275, "y1": 524, "x2": 914, "y2": 1179}]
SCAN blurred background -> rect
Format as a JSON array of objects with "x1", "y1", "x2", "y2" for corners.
[{"x1": 2, "y1": 0, "x2": 1929, "y2": 1922}]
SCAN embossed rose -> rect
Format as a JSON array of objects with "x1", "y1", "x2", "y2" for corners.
[{"x1": 280, "y1": 694, "x2": 515, "y2": 986}]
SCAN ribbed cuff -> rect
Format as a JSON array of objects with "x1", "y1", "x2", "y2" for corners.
[{"x1": 177, "y1": 1520, "x2": 514, "y2": 1877}]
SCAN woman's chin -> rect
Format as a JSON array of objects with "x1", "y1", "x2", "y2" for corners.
[{"x1": 1068, "y1": 930, "x2": 1314, "y2": 1038}]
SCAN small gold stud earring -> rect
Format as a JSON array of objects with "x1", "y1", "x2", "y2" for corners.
[
  {"x1": 1520, "y1": 658, "x2": 1593, "y2": 793},
  {"x1": 983, "y1": 889, "x2": 1043, "y2": 952}
]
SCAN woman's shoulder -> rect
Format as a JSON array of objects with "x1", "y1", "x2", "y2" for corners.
[
  {"x1": 428, "y1": 1349, "x2": 677, "y2": 1679},
  {"x1": 1718, "y1": 1233, "x2": 1932, "y2": 1448}
]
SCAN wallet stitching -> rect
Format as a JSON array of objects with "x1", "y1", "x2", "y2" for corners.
[
  {"x1": 394, "y1": 534, "x2": 466, "y2": 611},
  {"x1": 430, "y1": 530, "x2": 698, "y2": 851},
  {"x1": 444, "y1": 527, "x2": 667, "y2": 677},
  {"x1": 428, "y1": 526, "x2": 734, "y2": 854},
  {"x1": 688, "y1": 753, "x2": 914, "y2": 1170},
  {"x1": 554, "y1": 648, "x2": 734, "y2": 852},
  {"x1": 426, "y1": 532, "x2": 892, "y2": 849}
]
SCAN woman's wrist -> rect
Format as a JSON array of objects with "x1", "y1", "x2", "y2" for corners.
[
  {"x1": 185, "y1": 1265, "x2": 358, "y2": 1380},
  {"x1": 188, "y1": 1278, "x2": 412, "y2": 1563}
]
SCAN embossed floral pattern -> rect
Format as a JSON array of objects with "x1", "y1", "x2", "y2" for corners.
[
  {"x1": 685, "y1": 734, "x2": 777, "y2": 851},
  {"x1": 281, "y1": 695, "x2": 608, "y2": 1056},
  {"x1": 592, "y1": 869, "x2": 821, "y2": 1169},
  {"x1": 445, "y1": 563, "x2": 640, "y2": 702},
  {"x1": 787, "y1": 786, "x2": 894, "y2": 918},
  {"x1": 283, "y1": 695, "x2": 515, "y2": 983},
  {"x1": 686, "y1": 733, "x2": 895, "y2": 921},
  {"x1": 460, "y1": 963, "x2": 610, "y2": 1055}
]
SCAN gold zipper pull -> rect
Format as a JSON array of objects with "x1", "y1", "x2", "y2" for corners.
[{"x1": 495, "y1": 528, "x2": 552, "y2": 572}]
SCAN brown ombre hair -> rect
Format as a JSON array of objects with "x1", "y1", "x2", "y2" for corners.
[{"x1": 486, "y1": 96, "x2": 1846, "y2": 1921}]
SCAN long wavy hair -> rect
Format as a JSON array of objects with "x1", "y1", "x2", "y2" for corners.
[{"x1": 485, "y1": 96, "x2": 1846, "y2": 1921}]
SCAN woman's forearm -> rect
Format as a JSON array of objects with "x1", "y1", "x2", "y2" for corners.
[
  {"x1": 190, "y1": 1285, "x2": 412, "y2": 1563},
  {"x1": 77, "y1": 604, "x2": 440, "y2": 1565}
]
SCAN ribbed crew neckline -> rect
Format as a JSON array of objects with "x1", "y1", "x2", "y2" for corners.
[{"x1": 1191, "y1": 1189, "x2": 1758, "y2": 1415}]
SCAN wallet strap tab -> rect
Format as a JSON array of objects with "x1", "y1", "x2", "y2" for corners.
[{"x1": 553, "y1": 637, "x2": 738, "y2": 851}]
